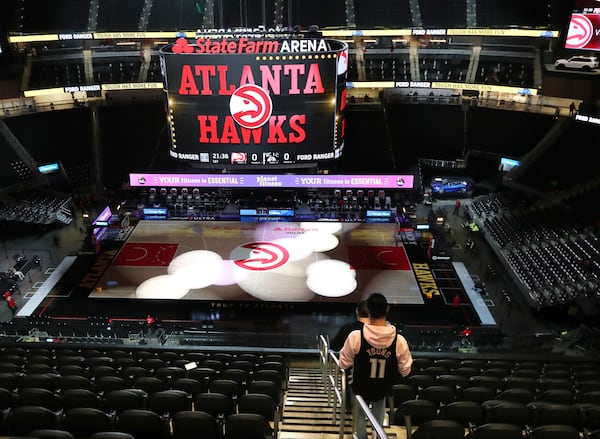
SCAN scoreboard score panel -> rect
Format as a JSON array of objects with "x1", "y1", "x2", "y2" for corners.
[{"x1": 160, "y1": 37, "x2": 348, "y2": 167}]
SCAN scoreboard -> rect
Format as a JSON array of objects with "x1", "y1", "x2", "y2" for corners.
[{"x1": 160, "y1": 36, "x2": 348, "y2": 167}]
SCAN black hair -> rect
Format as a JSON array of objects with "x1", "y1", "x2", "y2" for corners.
[
  {"x1": 356, "y1": 300, "x2": 368, "y2": 318},
  {"x1": 366, "y1": 293, "x2": 388, "y2": 319}
]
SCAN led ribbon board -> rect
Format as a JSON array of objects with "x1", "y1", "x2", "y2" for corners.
[{"x1": 160, "y1": 37, "x2": 348, "y2": 166}]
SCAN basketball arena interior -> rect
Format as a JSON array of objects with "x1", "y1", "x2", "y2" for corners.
[{"x1": 0, "y1": 1, "x2": 600, "y2": 438}]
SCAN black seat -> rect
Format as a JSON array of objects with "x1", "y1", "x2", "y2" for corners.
[
  {"x1": 15, "y1": 387, "x2": 60, "y2": 411},
  {"x1": 62, "y1": 407, "x2": 114, "y2": 438},
  {"x1": 147, "y1": 390, "x2": 192, "y2": 417},
  {"x1": 482, "y1": 400, "x2": 531, "y2": 428},
  {"x1": 388, "y1": 383, "x2": 418, "y2": 415},
  {"x1": 172, "y1": 410, "x2": 221, "y2": 439},
  {"x1": 460, "y1": 386, "x2": 497, "y2": 404},
  {"x1": 420, "y1": 385, "x2": 457, "y2": 408},
  {"x1": 120, "y1": 366, "x2": 151, "y2": 382},
  {"x1": 194, "y1": 392, "x2": 235, "y2": 421},
  {"x1": 496, "y1": 388, "x2": 535, "y2": 404},
  {"x1": 210, "y1": 379, "x2": 243, "y2": 402},
  {"x1": 501, "y1": 376, "x2": 537, "y2": 392},
  {"x1": 60, "y1": 388, "x2": 101, "y2": 410},
  {"x1": 537, "y1": 388, "x2": 575, "y2": 404},
  {"x1": 57, "y1": 365, "x2": 89, "y2": 377},
  {"x1": 21, "y1": 373, "x2": 60, "y2": 392},
  {"x1": 29, "y1": 429, "x2": 75, "y2": 439},
  {"x1": 95, "y1": 376, "x2": 129, "y2": 394},
  {"x1": 115, "y1": 409, "x2": 171, "y2": 439},
  {"x1": 103, "y1": 389, "x2": 148, "y2": 414},
  {"x1": 8, "y1": 405, "x2": 61, "y2": 436},
  {"x1": 90, "y1": 365, "x2": 118, "y2": 379},
  {"x1": 171, "y1": 377, "x2": 205, "y2": 396},
  {"x1": 0, "y1": 372, "x2": 22, "y2": 391},
  {"x1": 187, "y1": 367, "x2": 218, "y2": 390},
  {"x1": 247, "y1": 380, "x2": 282, "y2": 407},
  {"x1": 238, "y1": 393, "x2": 278, "y2": 436},
  {"x1": 393, "y1": 399, "x2": 438, "y2": 432},
  {"x1": 154, "y1": 366, "x2": 186, "y2": 385},
  {"x1": 132, "y1": 376, "x2": 166, "y2": 394},
  {"x1": 468, "y1": 376, "x2": 502, "y2": 392},
  {"x1": 439, "y1": 400, "x2": 485, "y2": 428},
  {"x1": 528, "y1": 424, "x2": 581, "y2": 439},
  {"x1": 221, "y1": 368, "x2": 249, "y2": 388},
  {"x1": 225, "y1": 413, "x2": 272, "y2": 439},
  {"x1": 228, "y1": 360, "x2": 255, "y2": 374},
  {"x1": 526, "y1": 402, "x2": 580, "y2": 428},
  {"x1": 411, "y1": 419, "x2": 465, "y2": 439},
  {"x1": 58, "y1": 375, "x2": 94, "y2": 391},
  {"x1": 254, "y1": 370, "x2": 283, "y2": 387},
  {"x1": 465, "y1": 422, "x2": 523, "y2": 439}
]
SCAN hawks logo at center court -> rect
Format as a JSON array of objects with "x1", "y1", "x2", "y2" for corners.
[
  {"x1": 232, "y1": 241, "x2": 290, "y2": 271},
  {"x1": 229, "y1": 84, "x2": 273, "y2": 129}
]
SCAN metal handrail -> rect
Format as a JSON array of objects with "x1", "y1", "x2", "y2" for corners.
[{"x1": 354, "y1": 394, "x2": 389, "y2": 439}]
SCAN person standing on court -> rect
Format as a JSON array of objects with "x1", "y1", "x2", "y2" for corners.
[
  {"x1": 454, "y1": 199, "x2": 461, "y2": 215},
  {"x1": 339, "y1": 293, "x2": 413, "y2": 439}
]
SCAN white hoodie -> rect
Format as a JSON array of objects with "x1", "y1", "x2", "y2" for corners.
[{"x1": 338, "y1": 322, "x2": 413, "y2": 377}]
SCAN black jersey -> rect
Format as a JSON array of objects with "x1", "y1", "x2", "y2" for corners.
[{"x1": 350, "y1": 327, "x2": 399, "y2": 402}]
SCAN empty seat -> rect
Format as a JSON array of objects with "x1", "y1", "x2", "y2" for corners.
[
  {"x1": 96, "y1": 376, "x2": 129, "y2": 394},
  {"x1": 461, "y1": 386, "x2": 497, "y2": 404},
  {"x1": 225, "y1": 413, "x2": 272, "y2": 439},
  {"x1": 528, "y1": 424, "x2": 581, "y2": 439},
  {"x1": 172, "y1": 410, "x2": 221, "y2": 439},
  {"x1": 393, "y1": 399, "x2": 438, "y2": 429},
  {"x1": 15, "y1": 388, "x2": 60, "y2": 411},
  {"x1": 59, "y1": 375, "x2": 94, "y2": 391},
  {"x1": 238, "y1": 393, "x2": 278, "y2": 436},
  {"x1": 103, "y1": 389, "x2": 148, "y2": 413},
  {"x1": 171, "y1": 377, "x2": 205, "y2": 396},
  {"x1": 8, "y1": 405, "x2": 61, "y2": 435},
  {"x1": 132, "y1": 376, "x2": 166, "y2": 394},
  {"x1": 194, "y1": 392, "x2": 234, "y2": 420},
  {"x1": 62, "y1": 407, "x2": 114, "y2": 438},
  {"x1": 21, "y1": 373, "x2": 60, "y2": 392},
  {"x1": 497, "y1": 385, "x2": 535, "y2": 404},
  {"x1": 115, "y1": 409, "x2": 171, "y2": 439},
  {"x1": 439, "y1": 400, "x2": 485, "y2": 428},
  {"x1": 61, "y1": 388, "x2": 101, "y2": 410},
  {"x1": 411, "y1": 419, "x2": 465, "y2": 439},
  {"x1": 29, "y1": 429, "x2": 75, "y2": 439},
  {"x1": 526, "y1": 402, "x2": 580, "y2": 428},
  {"x1": 482, "y1": 400, "x2": 531, "y2": 428},
  {"x1": 148, "y1": 390, "x2": 192, "y2": 417},
  {"x1": 465, "y1": 422, "x2": 523, "y2": 439}
]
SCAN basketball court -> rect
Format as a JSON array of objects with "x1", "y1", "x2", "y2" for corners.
[{"x1": 89, "y1": 220, "x2": 424, "y2": 305}]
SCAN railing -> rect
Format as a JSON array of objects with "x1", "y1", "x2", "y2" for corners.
[{"x1": 318, "y1": 335, "x2": 389, "y2": 439}]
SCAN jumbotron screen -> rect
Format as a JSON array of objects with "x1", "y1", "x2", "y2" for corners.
[
  {"x1": 160, "y1": 36, "x2": 348, "y2": 167},
  {"x1": 566, "y1": 1, "x2": 600, "y2": 50}
]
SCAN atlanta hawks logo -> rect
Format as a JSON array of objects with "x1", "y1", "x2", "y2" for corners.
[
  {"x1": 229, "y1": 84, "x2": 273, "y2": 129},
  {"x1": 566, "y1": 14, "x2": 594, "y2": 48},
  {"x1": 232, "y1": 241, "x2": 289, "y2": 271}
]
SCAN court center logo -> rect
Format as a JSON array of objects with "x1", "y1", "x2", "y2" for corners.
[
  {"x1": 566, "y1": 14, "x2": 594, "y2": 48},
  {"x1": 231, "y1": 241, "x2": 290, "y2": 271},
  {"x1": 229, "y1": 84, "x2": 272, "y2": 129}
]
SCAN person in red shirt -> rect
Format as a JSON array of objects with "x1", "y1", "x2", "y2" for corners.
[
  {"x1": 5, "y1": 294, "x2": 16, "y2": 314},
  {"x1": 454, "y1": 199, "x2": 461, "y2": 215}
]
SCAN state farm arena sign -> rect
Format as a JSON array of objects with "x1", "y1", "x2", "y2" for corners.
[{"x1": 160, "y1": 37, "x2": 348, "y2": 166}]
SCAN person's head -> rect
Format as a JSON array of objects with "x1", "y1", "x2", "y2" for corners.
[
  {"x1": 366, "y1": 293, "x2": 389, "y2": 320},
  {"x1": 355, "y1": 300, "x2": 368, "y2": 319}
]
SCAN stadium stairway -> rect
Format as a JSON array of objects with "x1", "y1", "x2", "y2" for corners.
[{"x1": 280, "y1": 360, "x2": 403, "y2": 439}]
